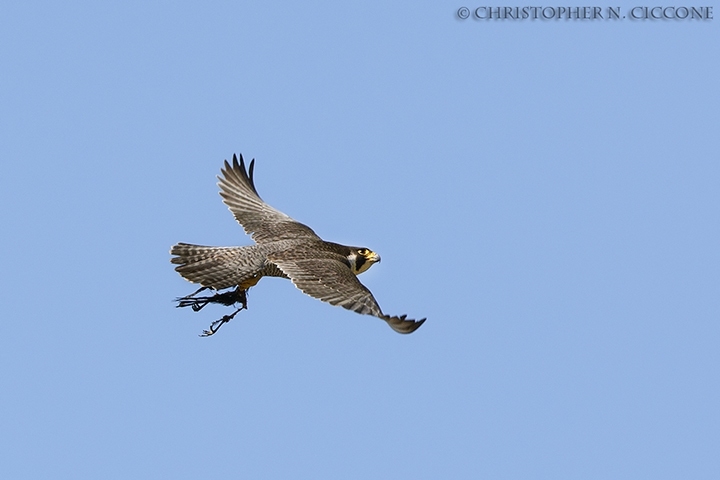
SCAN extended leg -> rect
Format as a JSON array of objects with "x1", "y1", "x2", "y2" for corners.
[
  {"x1": 199, "y1": 306, "x2": 245, "y2": 337},
  {"x1": 175, "y1": 286, "x2": 248, "y2": 336},
  {"x1": 176, "y1": 286, "x2": 247, "y2": 312}
]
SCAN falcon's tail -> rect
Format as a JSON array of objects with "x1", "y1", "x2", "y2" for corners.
[{"x1": 170, "y1": 243, "x2": 264, "y2": 290}]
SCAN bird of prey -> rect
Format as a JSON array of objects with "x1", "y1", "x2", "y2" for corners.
[{"x1": 170, "y1": 154, "x2": 426, "y2": 336}]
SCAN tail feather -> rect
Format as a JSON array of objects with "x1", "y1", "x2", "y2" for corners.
[{"x1": 170, "y1": 242, "x2": 263, "y2": 290}]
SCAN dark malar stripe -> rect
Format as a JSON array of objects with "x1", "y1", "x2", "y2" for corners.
[{"x1": 354, "y1": 254, "x2": 367, "y2": 272}]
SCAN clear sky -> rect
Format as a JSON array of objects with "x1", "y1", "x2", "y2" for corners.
[{"x1": 1, "y1": 1, "x2": 718, "y2": 478}]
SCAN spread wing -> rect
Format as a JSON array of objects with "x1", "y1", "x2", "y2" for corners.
[
  {"x1": 269, "y1": 251, "x2": 426, "y2": 334},
  {"x1": 217, "y1": 154, "x2": 320, "y2": 243}
]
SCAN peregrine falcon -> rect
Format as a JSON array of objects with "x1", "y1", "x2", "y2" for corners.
[{"x1": 170, "y1": 154, "x2": 426, "y2": 336}]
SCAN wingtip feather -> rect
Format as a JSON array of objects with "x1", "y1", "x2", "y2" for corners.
[{"x1": 384, "y1": 315, "x2": 426, "y2": 334}]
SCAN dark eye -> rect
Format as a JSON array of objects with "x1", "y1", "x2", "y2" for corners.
[{"x1": 358, "y1": 248, "x2": 367, "y2": 255}]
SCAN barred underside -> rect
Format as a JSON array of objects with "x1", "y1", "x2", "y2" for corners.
[{"x1": 269, "y1": 251, "x2": 427, "y2": 334}]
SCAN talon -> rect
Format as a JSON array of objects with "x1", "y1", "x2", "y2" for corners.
[
  {"x1": 174, "y1": 286, "x2": 248, "y2": 336},
  {"x1": 175, "y1": 286, "x2": 247, "y2": 311}
]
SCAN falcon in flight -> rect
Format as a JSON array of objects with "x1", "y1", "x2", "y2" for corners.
[{"x1": 170, "y1": 154, "x2": 426, "y2": 336}]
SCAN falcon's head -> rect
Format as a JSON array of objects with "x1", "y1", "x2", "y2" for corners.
[{"x1": 349, "y1": 247, "x2": 381, "y2": 275}]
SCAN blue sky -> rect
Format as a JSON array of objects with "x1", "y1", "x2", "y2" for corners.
[{"x1": 1, "y1": 1, "x2": 718, "y2": 478}]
